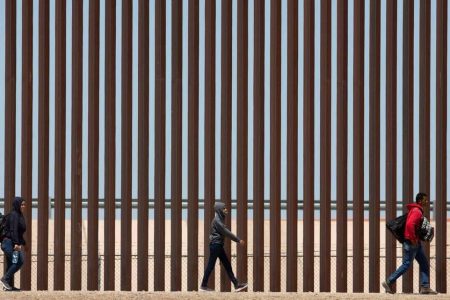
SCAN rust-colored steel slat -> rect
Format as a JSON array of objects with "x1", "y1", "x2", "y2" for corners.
[
  {"x1": 5, "y1": 0, "x2": 16, "y2": 222},
  {"x1": 286, "y1": 0, "x2": 298, "y2": 292},
  {"x1": 54, "y1": 0, "x2": 67, "y2": 290},
  {"x1": 436, "y1": 0, "x2": 447, "y2": 293},
  {"x1": 237, "y1": 0, "x2": 249, "y2": 286},
  {"x1": 138, "y1": 0, "x2": 150, "y2": 291},
  {"x1": 104, "y1": 0, "x2": 116, "y2": 291},
  {"x1": 154, "y1": 0, "x2": 166, "y2": 292},
  {"x1": 21, "y1": 0, "x2": 33, "y2": 290},
  {"x1": 187, "y1": 0, "x2": 199, "y2": 291},
  {"x1": 37, "y1": 0, "x2": 50, "y2": 290},
  {"x1": 303, "y1": 0, "x2": 315, "y2": 292},
  {"x1": 336, "y1": 0, "x2": 348, "y2": 292},
  {"x1": 385, "y1": 0, "x2": 397, "y2": 293},
  {"x1": 369, "y1": 0, "x2": 381, "y2": 292},
  {"x1": 319, "y1": 0, "x2": 331, "y2": 292},
  {"x1": 204, "y1": 0, "x2": 216, "y2": 289},
  {"x1": 419, "y1": 0, "x2": 431, "y2": 263},
  {"x1": 71, "y1": 0, "x2": 83, "y2": 290},
  {"x1": 253, "y1": 0, "x2": 265, "y2": 292},
  {"x1": 402, "y1": 0, "x2": 414, "y2": 292},
  {"x1": 352, "y1": 0, "x2": 364, "y2": 292},
  {"x1": 171, "y1": 0, "x2": 183, "y2": 291},
  {"x1": 5, "y1": 0, "x2": 16, "y2": 286},
  {"x1": 121, "y1": 0, "x2": 132, "y2": 291},
  {"x1": 87, "y1": 0, "x2": 100, "y2": 290},
  {"x1": 220, "y1": 0, "x2": 232, "y2": 291},
  {"x1": 270, "y1": 0, "x2": 281, "y2": 292}
]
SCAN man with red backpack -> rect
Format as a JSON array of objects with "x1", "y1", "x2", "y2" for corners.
[{"x1": 382, "y1": 192, "x2": 437, "y2": 294}]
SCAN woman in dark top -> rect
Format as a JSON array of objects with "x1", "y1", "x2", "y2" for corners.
[{"x1": 1, "y1": 197, "x2": 26, "y2": 291}]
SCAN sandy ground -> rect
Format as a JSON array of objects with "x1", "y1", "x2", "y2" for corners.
[
  {"x1": 8, "y1": 218, "x2": 450, "y2": 292},
  {"x1": 0, "y1": 291, "x2": 449, "y2": 300}
]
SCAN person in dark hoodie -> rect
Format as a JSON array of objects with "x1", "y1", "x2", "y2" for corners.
[
  {"x1": 200, "y1": 202, "x2": 248, "y2": 292},
  {"x1": 382, "y1": 193, "x2": 437, "y2": 294},
  {"x1": 1, "y1": 197, "x2": 26, "y2": 291}
]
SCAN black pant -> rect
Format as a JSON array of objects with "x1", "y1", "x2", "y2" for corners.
[{"x1": 201, "y1": 243, "x2": 237, "y2": 287}]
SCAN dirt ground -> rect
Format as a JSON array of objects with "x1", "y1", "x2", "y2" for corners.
[{"x1": 0, "y1": 292, "x2": 449, "y2": 300}]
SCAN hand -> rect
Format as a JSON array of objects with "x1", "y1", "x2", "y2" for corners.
[
  {"x1": 239, "y1": 240, "x2": 246, "y2": 246},
  {"x1": 13, "y1": 245, "x2": 21, "y2": 251}
]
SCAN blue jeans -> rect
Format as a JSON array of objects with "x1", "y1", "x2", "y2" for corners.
[
  {"x1": 201, "y1": 243, "x2": 238, "y2": 287},
  {"x1": 1, "y1": 239, "x2": 24, "y2": 283},
  {"x1": 387, "y1": 240, "x2": 430, "y2": 288}
]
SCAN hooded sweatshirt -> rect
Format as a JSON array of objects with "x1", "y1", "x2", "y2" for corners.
[
  {"x1": 209, "y1": 202, "x2": 240, "y2": 245},
  {"x1": 5, "y1": 197, "x2": 27, "y2": 246},
  {"x1": 404, "y1": 203, "x2": 423, "y2": 244}
]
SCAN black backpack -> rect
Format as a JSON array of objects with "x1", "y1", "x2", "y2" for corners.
[
  {"x1": 387, "y1": 213, "x2": 435, "y2": 243},
  {"x1": 386, "y1": 214, "x2": 407, "y2": 243},
  {"x1": 0, "y1": 213, "x2": 9, "y2": 241}
]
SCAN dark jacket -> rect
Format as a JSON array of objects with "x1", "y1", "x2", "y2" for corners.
[
  {"x1": 404, "y1": 203, "x2": 423, "y2": 244},
  {"x1": 5, "y1": 197, "x2": 26, "y2": 246},
  {"x1": 209, "y1": 202, "x2": 240, "y2": 245}
]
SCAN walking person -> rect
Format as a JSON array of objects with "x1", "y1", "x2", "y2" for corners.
[
  {"x1": 1, "y1": 197, "x2": 26, "y2": 291},
  {"x1": 200, "y1": 202, "x2": 248, "y2": 292},
  {"x1": 382, "y1": 192, "x2": 437, "y2": 294}
]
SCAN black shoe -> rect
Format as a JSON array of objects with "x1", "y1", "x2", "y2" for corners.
[
  {"x1": 420, "y1": 287, "x2": 438, "y2": 295},
  {"x1": 199, "y1": 285, "x2": 214, "y2": 292},
  {"x1": 382, "y1": 280, "x2": 394, "y2": 294},
  {"x1": 234, "y1": 282, "x2": 248, "y2": 292},
  {"x1": 11, "y1": 286, "x2": 20, "y2": 291},
  {"x1": 0, "y1": 278, "x2": 11, "y2": 291}
]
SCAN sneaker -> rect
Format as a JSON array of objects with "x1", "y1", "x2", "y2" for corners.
[
  {"x1": 11, "y1": 286, "x2": 20, "y2": 292},
  {"x1": 0, "y1": 278, "x2": 11, "y2": 291},
  {"x1": 234, "y1": 282, "x2": 248, "y2": 292},
  {"x1": 382, "y1": 280, "x2": 394, "y2": 294},
  {"x1": 199, "y1": 286, "x2": 214, "y2": 292},
  {"x1": 420, "y1": 287, "x2": 438, "y2": 295}
]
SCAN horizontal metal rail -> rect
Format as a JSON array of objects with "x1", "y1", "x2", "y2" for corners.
[{"x1": 1, "y1": 198, "x2": 448, "y2": 211}]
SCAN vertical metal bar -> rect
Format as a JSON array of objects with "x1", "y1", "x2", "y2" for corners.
[
  {"x1": 104, "y1": 0, "x2": 116, "y2": 291},
  {"x1": 319, "y1": 0, "x2": 331, "y2": 292},
  {"x1": 237, "y1": 0, "x2": 248, "y2": 287},
  {"x1": 369, "y1": 0, "x2": 381, "y2": 292},
  {"x1": 221, "y1": 0, "x2": 232, "y2": 291},
  {"x1": 187, "y1": 0, "x2": 199, "y2": 291},
  {"x1": 435, "y1": 0, "x2": 447, "y2": 293},
  {"x1": 138, "y1": 0, "x2": 150, "y2": 291},
  {"x1": 204, "y1": 0, "x2": 216, "y2": 289},
  {"x1": 21, "y1": 0, "x2": 33, "y2": 290},
  {"x1": 54, "y1": 0, "x2": 66, "y2": 290},
  {"x1": 87, "y1": 0, "x2": 100, "y2": 291},
  {"x1": 71, "y1": 0, "x2": 83, "y2": 290},
  {"x1": 154, "y1": 0, "x2": 166, "y2": 292},
  {"x1": 352, "y1": 0, "x2": 364, "y2": 292},
  {"x1": 385, "y1": 0, "x2": 397, "y2": 293},
  {"x1": 37, "y1": 0, "x2": 50, "y2": 290},
  {"x1": 121, "y1": 0, "x2": 132, "y2": 291},
  {"x1": 336, "y1": 0, "x2": 348, "y2": 293},
  {"x1": 419, "y1": 0, "x2": 431, "y2": 263},
  {"x1": 5, "y1": 0, "x2": 16, "y2": 218},
  {"x1": 253, "y1": 0, "x2": 265, "y2": 292},
  {"x1": 5, "y1": 0, "x2": 16, "y2": 287},
  {"x1": 402, "y1": 0, "x2": 414, "y2": 292},
  {"x1": 269, "y1": 0, "x2": 281, "y2": 292},
  {"x1": 171, "y1": 0, "x2": 183, "y2": 291},
  {"x1": 286, "y1": 0, "x2": 298, "y2": 292},
  {"x1": 303, "y1": 0, "x2": 315, "y2": 292}
]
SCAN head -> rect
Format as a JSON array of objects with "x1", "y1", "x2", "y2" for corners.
[
  {"x1": 214, "y1": 202, "x2": 228, "y2": 219},
  {"x1": 416, "y1": 192, "x2": 428, "y2": 206},
  {"x1": 13, "y1": 197, "x2": 26, "y2": 214}
]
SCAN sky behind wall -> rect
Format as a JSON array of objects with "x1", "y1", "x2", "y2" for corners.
[{"x1": 0, "y1": 0, "x2": 449, "y2": 208}]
